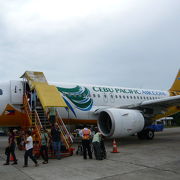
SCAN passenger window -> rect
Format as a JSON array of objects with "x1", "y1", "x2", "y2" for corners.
[
  {"x1": 0, "y1": 89, "x2": 2, "y2": 95},
  {"x1": 127, "y1": 96, "x2": 129, "y2": 99},
  {"x1": 104, "y1": 94, "x2": 107, "y2": 98},
  {"x1": 98, "y1": 94, "x2": 100, "y2": 98},
  {"x1": 137, "y1": 96, "x2": 139, "y2": 99},
  {"x1": 93, "y1": 94, "x2": 96, "y2": 98},
  {"x1": 110, "y1": 95, "x2": 113, "y2": 98},
  {"x1": 119, "y1": 95, "x2": 121, "y2": 98},
  {"x1": 123, "y1": 95, "x2": 125, "y2": 99},
  {"x1": 115, "y1": 95, "x2": 118, "y2": 98},
  {"x1": 134, "y1": 96, "x2": 136, "y2": 99}
]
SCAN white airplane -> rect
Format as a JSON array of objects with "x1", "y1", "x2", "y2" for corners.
[{"x1": 0, "y1": 70, "x2": 179, "y2": 140}]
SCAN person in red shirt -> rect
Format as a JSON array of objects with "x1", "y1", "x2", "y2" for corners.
[{"x1": 4, "y1": 130, "x2": 18, "y2": 165}]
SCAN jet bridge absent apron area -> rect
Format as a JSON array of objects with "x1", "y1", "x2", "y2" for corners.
[{"x1": 21, "y1": 71, "x2": 74, "y2": 158}]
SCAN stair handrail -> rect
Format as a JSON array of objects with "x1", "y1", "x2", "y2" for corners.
[
  {"x1": 56, "y1": 111, "x2": 73, "y2": 146},
  {"x1": 57, "y1": 111, "x2": 73, "y2": 143},
  {"x1": 58, "y1": 124, "x2": 70, "y2": 149},
  {"x1": 23, "y1": 93, "x2": 31, "y2": 112},
  {"x1": 23, "y1": 94, "x2": 32, "y2": 127},
  {"x1": 34, "y1": 110, "x2": 43, "y2": 141},
  {"x1": 23, "y1": 93, "x2": 42, "y2": 146}
]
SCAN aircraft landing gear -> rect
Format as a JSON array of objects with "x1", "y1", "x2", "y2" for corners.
[{"x1": 137, "y1": 129, "x2": 154, "y2": 140}]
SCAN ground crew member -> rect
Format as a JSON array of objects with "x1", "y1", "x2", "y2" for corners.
[
  {"x1": 79, "y1": 126, "x2": 92, "y2": 159},
  {"x1": 92, "y1": 128, "x2": 106, "y2": 160},
  {"x1": 92, "y1": 129, "x2": 102, "y2": 160}
]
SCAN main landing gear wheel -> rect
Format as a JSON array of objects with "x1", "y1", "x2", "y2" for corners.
[
  {"x1": 137, "y1": 129, "x2": 154, "y2": 140},
  {"x1": 146, "y1": 129, "x2": 154, "y2": 140}
]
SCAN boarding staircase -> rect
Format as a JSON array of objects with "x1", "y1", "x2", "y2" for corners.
[
  {"x1": 36, "y1": 106, "x2": 50, "y2": 128},
  {"x1": 21, "y1": 71, "x2": 74, "y2": 157}
]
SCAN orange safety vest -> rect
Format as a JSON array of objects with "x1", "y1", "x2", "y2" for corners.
[{"x1": 82, "y1": 129, "x2": 91, "y2": 140}]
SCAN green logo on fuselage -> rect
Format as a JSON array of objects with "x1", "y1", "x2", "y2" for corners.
[{"x1": 57, "y1": 86, "x2": 93, "y2": 111}]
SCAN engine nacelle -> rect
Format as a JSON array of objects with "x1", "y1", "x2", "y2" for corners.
[{"x1": 97, "y1": 108, "x2": 145, "y2": 138}]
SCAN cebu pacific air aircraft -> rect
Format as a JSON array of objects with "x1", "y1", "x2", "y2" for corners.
[{"x1": 0, "y1": 70, "x2": 179, "y2": 140}]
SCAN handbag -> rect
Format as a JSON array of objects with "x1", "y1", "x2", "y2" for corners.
[{"x1": 5, "y1": 146, "x2": 10, "y2": 155}]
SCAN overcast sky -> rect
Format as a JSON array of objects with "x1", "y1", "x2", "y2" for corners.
[{"x1": 0, "y1": 0, "x2": 179, "y2": 90}]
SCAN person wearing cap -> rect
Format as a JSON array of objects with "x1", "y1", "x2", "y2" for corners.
[{"x1": 40, "y1": 128, "x2": 49, "y2": 164}]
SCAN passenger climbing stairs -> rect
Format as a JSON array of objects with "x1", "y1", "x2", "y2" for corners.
[{"x1": 21, "y1": 71, "x2": 74, "y2": 158}]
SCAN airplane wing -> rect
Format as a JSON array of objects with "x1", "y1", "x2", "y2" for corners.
[
  {"x1": 120, "y1": 95, "x2": 180, "y2": 118},
  {"x1": 121, "y1": 95, "x2": 180, "y2": 109},
  {"x1": 138, "y1": 95, "x2": 180, "y2": 108}
]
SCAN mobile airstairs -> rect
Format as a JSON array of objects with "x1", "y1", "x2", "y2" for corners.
[{"x1": 21, "y1": 71, "x2": 74, "y2": 158}]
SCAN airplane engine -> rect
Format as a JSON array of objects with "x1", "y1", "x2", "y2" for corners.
[{"x1": 97, "y1": 108, "x2": 145, "y2": 138}]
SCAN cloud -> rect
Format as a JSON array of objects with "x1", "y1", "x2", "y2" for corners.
[{"x1": 0, "y1": 0, "x2": 179, "y2": 90}]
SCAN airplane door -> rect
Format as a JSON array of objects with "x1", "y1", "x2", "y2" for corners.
[{"x1": 10, "y1": 80, "x2": 23, "y2": 104}]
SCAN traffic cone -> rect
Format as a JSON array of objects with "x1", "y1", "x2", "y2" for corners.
[
  {"x1": 111, "y1": 139, "x2": 119, "y2": 153},
  {"x1": 10, "y1": 154, "x2": 14, "y2": 161}
]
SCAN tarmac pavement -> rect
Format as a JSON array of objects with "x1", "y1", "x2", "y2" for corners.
[{"x1": 0, "y1": 127, "x2": 180, "y2": 180}]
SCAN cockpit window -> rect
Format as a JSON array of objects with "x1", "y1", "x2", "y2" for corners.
[{"x1": 0, "y1": 89, "x2": 3, "y2": 95}]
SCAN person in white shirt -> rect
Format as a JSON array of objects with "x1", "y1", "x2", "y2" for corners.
[{"x1": 23, "y1": 130, "x2": 39, "y2": 167}]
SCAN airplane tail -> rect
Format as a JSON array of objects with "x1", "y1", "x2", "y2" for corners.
[{"x1": 169, "y1": 70, "x2": 180, "y2": 95}]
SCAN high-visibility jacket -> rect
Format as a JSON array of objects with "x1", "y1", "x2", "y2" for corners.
[{"x1": 82, "y1": 129, "x2": 91, "y2": 140}]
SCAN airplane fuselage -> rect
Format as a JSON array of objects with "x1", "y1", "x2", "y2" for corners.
[
  {"x1": 51, "y1": 82, "x2": 169, "y2": 121},
  {"x1": 0, "y1": 80, "x2": 169, "y2": 127}
]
